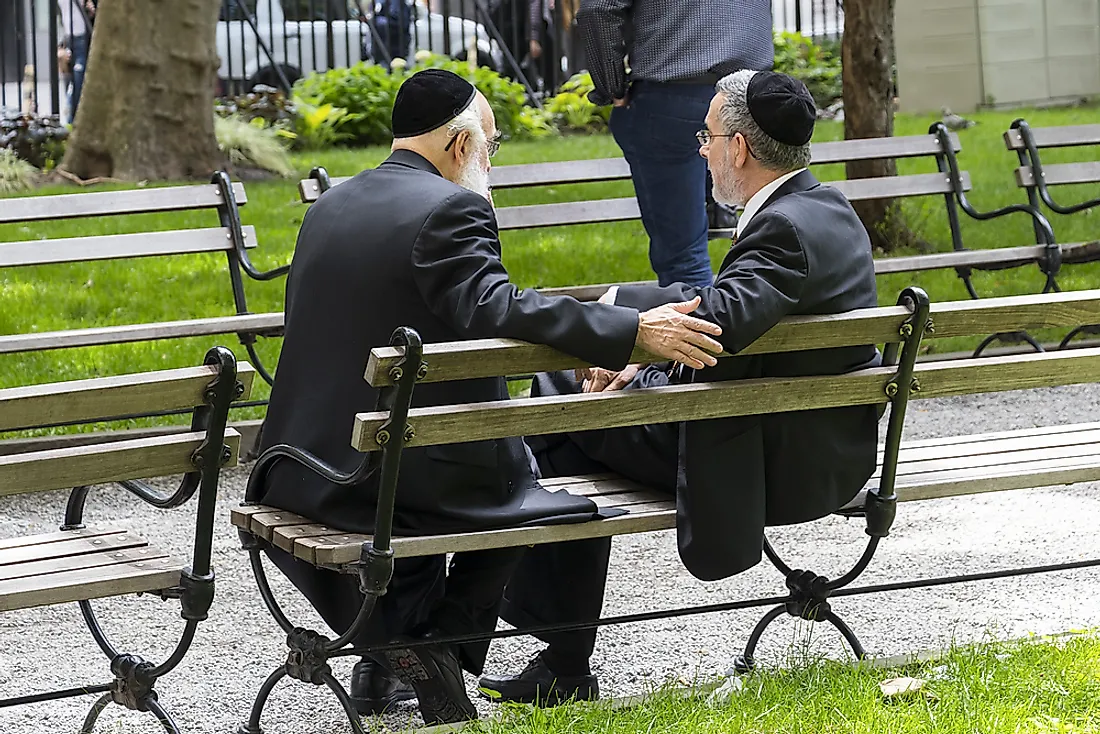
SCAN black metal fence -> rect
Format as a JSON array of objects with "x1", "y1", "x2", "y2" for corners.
[{"x1": 2, "y1": 0, "x2": 844, "y2": 121}]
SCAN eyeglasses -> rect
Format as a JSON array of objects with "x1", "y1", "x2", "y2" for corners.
[
  {"x1": 695, "y1": 129, "x2": 736, "y2": 147},
  {"x1": 444, "y1": 133, "x2": 501, "y2": 158},
  {"x1": 696, "y1": 129, "x2": 757, "y2": 159}
]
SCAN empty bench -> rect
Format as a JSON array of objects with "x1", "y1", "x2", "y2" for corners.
[
  {"x1": 0, "y1": 347, "x2": 253, "y2": 733},
  {"x1": 231, "y1": 286, "x2": 1100, "y2": 731},
  {"x1": 1005, "y1": 120, "x2": 1100, "y2": 348},
  {"x1": 0, "y1": 173, "x2": 286, "y2": 385}
]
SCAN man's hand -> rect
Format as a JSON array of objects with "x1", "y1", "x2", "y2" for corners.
[
  {"x1": 612, "y1": 97, "x2": 629, "y2": 108},
  {"x1": 529, "y1": 40, "x2": 542, "y2": 59},
  {"x1": 576, "y1": 364, "x2": 642, "y2": 393},
  {"x1": 636, "y1": 296, "x2": 723, "y2": 370}
]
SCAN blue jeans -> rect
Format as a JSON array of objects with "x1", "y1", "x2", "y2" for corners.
[
  {"x1": 609, "y1": 81, "x2": 714, "y2": 287},
  {"x1": 68, "y1": 34, "x2": 89, "y2": 124}
]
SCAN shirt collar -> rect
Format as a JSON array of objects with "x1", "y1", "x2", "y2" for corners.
[{"x1": 735, "y1": 168, "x2": 807, "y2": 238}]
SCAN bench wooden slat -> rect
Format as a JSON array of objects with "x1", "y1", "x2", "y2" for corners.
[
  {"x1": 873, "y1": 244, "x2": 1048, "y2": 274},
  {"x1": 234, "y1": 416, "x2": 1100, "y2": 566},
  {"x1": 0, "y1": 313, "x2": 285, "y2": 356},
  {"x1": 270, "y1": 524, "x2": 349, "y2": 554},
  {"x1": 0, "y1": 363, "x2": 255, "y2": 433},
  {"x1": 355, "y1": 349, "x2": 1100, "y2": 452},
  {"x1": 0, "y1": 182, "x2": 248, "y2": 225},
  {"x1": 496, "y1": 197, "x2": 641, "y2": 231},
  {"x1": 0, "y1": 542, "x2": 170, "y2": 583},
  {"x1": 891, "y1": 426, "x2": 1100, "y2": 465},
  {"x1": 0, "y1": 526, "x2": 121, "y2": 552},
  {"x1": 1004, "y1": 124, "x2": 1100, "y2": 151},
  {"x1": 829, "y1": 172, "x2": 969, "y2": 201},
  {"x1": 365, "y1": 290, "x2": 1100, "y2": 386},
  {"x1": 489, "y1": 158, "x2": 632, "y2": 188},
  {"x1": 0, "y1": 226, "x2": 258, "y2": 268},
  {"x1": 247, "y1": 511, "x2": 314, "y2": 542},
  {"x1": 0, "y1": 530, "x2": 144, "y2": 570},
  {"x1": 879, "y1": 438, "x2": 1100, "y2": 479},
  {"x1": 810, "y1": 133, "x2": 961, "y2": 164},
  {"x1": 1015, "y1": 162, "x2": 1100, "y2": 188},
  {"x1": 0, "y1": 554, "x2": 180, "y2": 612},
  {"x1": 0, "y1": 429, "x2": 241, "y2": 497}
]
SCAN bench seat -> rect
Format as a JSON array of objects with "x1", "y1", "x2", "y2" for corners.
[
  {"x1": 0, "y1": 526, "x2": 181, "y2": 612},
  {"x1": 232, "y1": 420, "x2": 1100, "y2": 568}
]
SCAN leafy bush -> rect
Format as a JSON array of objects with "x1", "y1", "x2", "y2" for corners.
[
  {"x1": 773, "y1": 32, "x2": 842, "y2": 107},
  {"x1": 214, "y1": 115, "x2": 295, "y2": 178},
  {"x1": 292, "y1": 53, "x2": 532, "y2": 146},
  {"x1": 543, "y1": 73, "x2": 611, "y2": 133},
  {"x1": 0, "y1": 148, "x2": 37, "y2": 193},
  {"x1": 292, "y1": 97, "x2": 364, "y2": 149},
  {"x1": 0, "y1": 113, "x2": 69, "y2": 169}
]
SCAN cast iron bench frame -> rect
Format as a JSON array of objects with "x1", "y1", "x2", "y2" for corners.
[
  {"x1": 1005, "y1": 120, "x2": 1100, "y2": 349},
  {"x1": 231, "y1": 286, "x2": 1100, "y2": 733},
  {"x1": 0, "y1": 348, "x2": 253, "y2": 733}
]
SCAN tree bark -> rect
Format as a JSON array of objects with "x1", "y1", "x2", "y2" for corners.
[
  {"x1": 61, "y1": 0, "x2": 225, "y2": 181},
  {"x1": 842, "y1": 0, "x2": 919, "y2": 252}
]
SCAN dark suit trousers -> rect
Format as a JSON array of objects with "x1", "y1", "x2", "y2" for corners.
[
  {"x1": 265, "y1": 543, "x2": 523, "y2": 676},
  {"x1": 500, "y1": 367, "x2": 679, "y2": 663}
]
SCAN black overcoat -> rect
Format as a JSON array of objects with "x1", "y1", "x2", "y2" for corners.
[
  {"x1": 256, "y1": 150, "x2": 640, "y2": 535},
  {"x1": 614, "y1": 170, "x2": 882, "y2": 581}
]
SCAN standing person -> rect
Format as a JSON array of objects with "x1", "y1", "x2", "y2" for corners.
[
  {"x1": 577, "y1": 0, "x2": 775, "y2": 287},
  {"x1": 478, "y1": 71, "x2": 881, "y2": 706},
  {"x1": 57, "y1": 0, "x2": 95, "y2": 124},
  {"x1": 527, "y1": 0, "x2": 554, "y2": 92},
  {"x1": 254, "y1": 69, "x2": 724, "y2": 726}
]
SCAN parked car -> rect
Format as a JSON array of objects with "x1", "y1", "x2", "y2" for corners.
[{"x1": 216, "y1": 0, "x2": 503, "y2": 91}]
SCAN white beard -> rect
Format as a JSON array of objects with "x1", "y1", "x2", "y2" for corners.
[{"x1": 457, "y1": 157, "x2": 492, "y2": 204}]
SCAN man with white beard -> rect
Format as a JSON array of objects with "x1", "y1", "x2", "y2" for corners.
[
  {"x1": 480, "y1": 70, "x2": 883, "y2": 707},
  {"x1": 253, "y1": 68, "x2": 725, "y2": 725}
]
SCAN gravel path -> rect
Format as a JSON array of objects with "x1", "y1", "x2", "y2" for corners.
[{"x1": 2, "y1": 384, "x2": 1100, "y2": 733}]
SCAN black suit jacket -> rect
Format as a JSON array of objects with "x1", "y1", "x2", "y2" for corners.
[
  {"x1": 257, "y1": 150, "x2": 640, "y2": 535},
  {"x1": 614, "y1": 170, "x2": 881, "y2": 581}
]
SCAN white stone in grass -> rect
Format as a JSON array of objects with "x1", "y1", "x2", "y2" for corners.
[{"x1": 707, "y1": 675, "x2": 744, "y2": 704}]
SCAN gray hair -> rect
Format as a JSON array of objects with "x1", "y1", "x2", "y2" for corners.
[
  {"x1": 714, "y1": 71, "x2": 812, "y2": 172},
  {"x1": 445, "y1": 102, "x2": 486, "y2": 148}
]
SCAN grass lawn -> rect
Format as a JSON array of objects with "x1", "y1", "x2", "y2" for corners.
[
  {"x1": 467, "y1": 634, "x2": 1100, "y2": 734},
  {"x1": 1, "y1": 104, "x2": 1098, "y2": 435}
]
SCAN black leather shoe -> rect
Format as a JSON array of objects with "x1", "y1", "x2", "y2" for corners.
[
  {"x1": 478, "y1": 654, "x2": 599, "y2": 706},
  {"x1": 349, "y1": 657, "x2": 416, "y2": 715},
  {"x1": 382, "y1": 633, "x2": 478, "y2": 724}
]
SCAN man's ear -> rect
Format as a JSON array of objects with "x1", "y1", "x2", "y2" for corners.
[{"x1": 733, "y1": 132, "x2": 749, "y2": 168}]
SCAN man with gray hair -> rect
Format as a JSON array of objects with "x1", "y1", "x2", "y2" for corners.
[
  {"x1": 256, "y1": 68, "x2": 724, "y2": 725},
  {"x1": 479, "y1": 70, "x2": 882, "y2": 706}
]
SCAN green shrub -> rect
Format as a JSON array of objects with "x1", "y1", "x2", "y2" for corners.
[
  {"x1": 543, "y1": 73, "x2": 611, "y2": 133},
  {"x1": 214, "y1": 115, "x2": 295, "y2": 178},
  {"x1": 0, "y1": 148, "x2": 37, "y2": 193},
  {"x1": 292, "y1": 53, "x2": 533, "y2": 146},
  {"x1": 773, "y1": 31, "x2": 843, "y2": 107},
  {"x1": 291, "y1": 97, "x2": 364, "y2": 149}
]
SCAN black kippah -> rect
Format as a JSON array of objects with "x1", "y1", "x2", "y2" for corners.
[
  {"x1": 745, "y1": 71, "x2": 816, "y2": 146},
  {"x1": 392, "y1": 68, "x2": 477, "y2": 138}
]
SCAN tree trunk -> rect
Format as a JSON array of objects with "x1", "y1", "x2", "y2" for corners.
[
  {"x1": 61, "y1": 0, "x2": 224, "y2": 181},
  {"x1": 842, "y1": 0, "x2": 919, "y2": 253}
]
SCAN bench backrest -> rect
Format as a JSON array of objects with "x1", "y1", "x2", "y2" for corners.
[
  {"x1": 297, "y1": 132, "x2": 967, "y2": 222},
  {"x1": 0, "y1": 362, "x2": 256, "y2": 496},
  {"x1": 1004, "y1": 123, "x2": 1100, "y2": 189},
  {"x1": 352, "y1": 289, "x2": 1100, "y2": 453},
  {"x1": 0, "y1": 182, "x2": 255, "y2": 268}
]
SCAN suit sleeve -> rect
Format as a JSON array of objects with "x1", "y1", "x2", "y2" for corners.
[
  {"x1": 614, "y1": 212, "x2": 808, "y2": 355},
  {"x1": 411, "y1": 190, "x2": 640, "y2": 370}
]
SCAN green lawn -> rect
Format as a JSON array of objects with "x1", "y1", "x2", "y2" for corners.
[
  {"x1": 1, "y1": 104, "x2": 1098, "y2": 434},
  {"x1": 467, "y1": 635, "x2": 1100, "y2": 734}
]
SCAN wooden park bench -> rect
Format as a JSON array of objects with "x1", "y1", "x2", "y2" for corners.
[
  {"x1": 0, "y1": 347, "x2": 253, "y2": 734},
  {"x1": 230, "y1": 286, "x2": 1100, "y2": 732},
  {"x1": 302, "y1": 131, "x2": 1077, "y2": 356},
  {"x1": 1005, "y1": 120, "x2": 1100, "y2": 349},
  {"x1": 0, "y1": 172, "x2": 286, "y2": 385}
]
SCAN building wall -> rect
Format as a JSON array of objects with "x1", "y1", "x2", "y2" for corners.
[{"x1": 896, "y1": 0, "x2": 1100, "y2": 113}]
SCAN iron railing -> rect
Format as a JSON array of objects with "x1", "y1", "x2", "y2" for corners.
[{"x1": 3, "y1": 0, "x2": 845, "y2": 119}]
